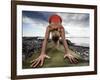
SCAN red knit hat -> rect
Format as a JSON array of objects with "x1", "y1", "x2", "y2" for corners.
[{"x1": 49, "y1": 14, "x2": 62, "y2": 23}]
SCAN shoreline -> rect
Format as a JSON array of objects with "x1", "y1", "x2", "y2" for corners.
[{"x1": 22, "y1": 37, "x2": 89, "y2": 61}]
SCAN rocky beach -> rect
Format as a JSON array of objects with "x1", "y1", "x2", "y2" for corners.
[{"x1": 22, "y1": 37, "x2": 89, "y2": 68}]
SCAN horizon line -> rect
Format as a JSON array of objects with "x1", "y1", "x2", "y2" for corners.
[{"x1": 22, "y1": 36, "x2": 89, "y2": 38}]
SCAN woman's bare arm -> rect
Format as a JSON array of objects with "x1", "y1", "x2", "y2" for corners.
[
  {"x1": 30, "y1": 26, "x2": 51, "y2": 67},
  {"x1": 41, "y1": 26, "x2": 50, "y2": 54},
  {"x1": 60, "y1": 27, "x2": 78, "y2": 64},
  {"x1": 60, "y1": 27, "x2": 69, "y2": 52}
]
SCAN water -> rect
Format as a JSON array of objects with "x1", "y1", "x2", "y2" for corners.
[
  {"x1": 23, "y1": 36, "x2": 89, "y2": 47},
  {"x1": 67, "y1": 37, "x2": 89, "y2": 47}
]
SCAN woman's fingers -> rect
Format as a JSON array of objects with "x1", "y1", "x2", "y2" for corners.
[
  {"x1": 64, "y1": 54, "x2": 78, "y2": 64},
  {"x1": 33, "y1": 59, "x2": 40, "y2": 67},
  {"x1": 64, "y1": 55, "x2": 73, "y2": 63},
  {"x1": 30, "y1": 59, "x2": 35, "y2": 63},
  {"x1": 40, "y1": 59, "x2": 44, "y2": 67},
  {"x1": 30, "y1": 54, "x2": 50, "y2": 67},
  {"x1": 30, "y1": 60, "x2": 37, "y2": 67},
  {"x1": 45, "y1": 55, "x2": 50, "y2": 59},
  {"x1": 64, "y1": 54, "x2": 67, "y2": 59},
  {"x1": 68, "y1": 57, "x2": 78, "y2": 64},
  {"x1": 71, "y1": 57, "x2": 78, "y2": 64},
  {"x1": 30, "y1": 58, "x2": 39, "y2": 63},
  {"x1": 69, "y1": 58, "x2": 73, "y2": 64},
  {"x1": 74, "y1": 58, "x2": 78, "y2": 63},
  {"x1": 40, "y1": 55, "x2": 50, "y2": 66}
]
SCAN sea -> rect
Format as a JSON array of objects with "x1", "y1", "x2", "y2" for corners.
[
  {"x1": 23, "y1": 36, "x2": 90, "y2": 47},
  {"x1": 67, "y1": 37, "x2": 89, "y2": 47}
]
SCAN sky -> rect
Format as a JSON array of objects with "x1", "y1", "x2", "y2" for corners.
[{"x1": 22, "y1": 11, "x2": 90, "y2": 38}]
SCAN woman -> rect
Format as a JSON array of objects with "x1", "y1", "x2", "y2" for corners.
[{"x1": 31, "y1": 14, "x2": 78, "y2": 67}]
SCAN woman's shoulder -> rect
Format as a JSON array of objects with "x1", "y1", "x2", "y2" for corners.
[
  {"x1": 47, "y1": 25, "x2": 56, "y2": 31},
  {"x1": 46, "y1": 25, "x2": 53, "y2": 31},
  {"x1": 59, "y1": 26, "x2": 64, "y2": 30}
]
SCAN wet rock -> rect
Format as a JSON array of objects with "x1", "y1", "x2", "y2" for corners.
[{"x1": 22, "y1": 37, "x2": 42, "y2": 61}]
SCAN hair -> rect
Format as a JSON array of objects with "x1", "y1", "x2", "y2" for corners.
[{"x1": 49, "y1": 14, "x2": 62, "y2": 23}]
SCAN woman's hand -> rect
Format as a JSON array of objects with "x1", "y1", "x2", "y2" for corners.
[
  {"x1": 30, "y1": 26, "x2": 50, "y2": 68},
  {"x1": 30, "y1": 54, "x2": 50, "y2": 68},
  {"x1": 64, "y1": 50, "x2": 78, "y2": 64}
]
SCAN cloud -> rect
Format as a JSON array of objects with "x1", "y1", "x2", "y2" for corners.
[
  {"x1": 23, "y1": 16, "x2": 33, "y2": 24},
  {"x1": 22, "y1": 16, "x2": 48, "y2": 37},
  {"x1": 56, "y1": 12, "x2": 89, "y2": 27},
  {"x1": 56, "y1": 12, "x2": 90, "y2": 37},
  {"x1": 23, "y1": 16, "x2": 48, "y2": 26},
  {"x1": 22, "y1": 11, "x2": 89, "y2": 37}
]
